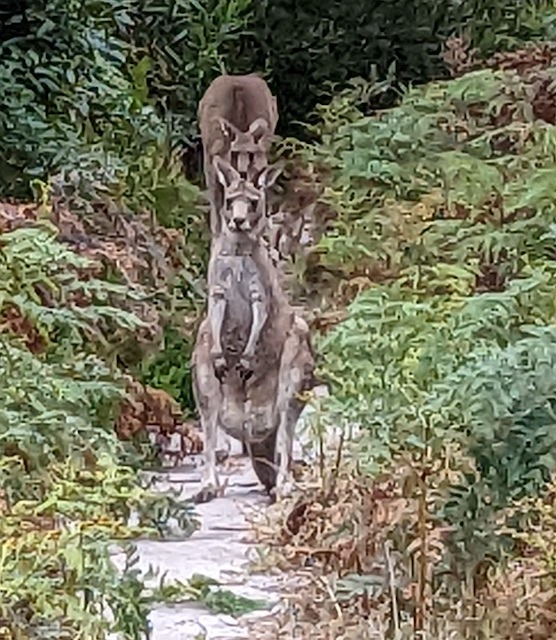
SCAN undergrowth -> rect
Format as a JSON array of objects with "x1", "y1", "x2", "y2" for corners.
[
  {"x1": 0, "y1": 200, "x2": 197, "y2": 638},
  {"x1": 4, "y1": 1, "x2": 556, "y2": 637},
  {"x1": 256, "y1": 41, "x2": 556, "y2": 639},
  {"x1": 0, "y1": 4, "x2": 208, "y2": 635}
]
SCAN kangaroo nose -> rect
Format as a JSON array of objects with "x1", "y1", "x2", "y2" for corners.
[{"x1": 231, "y1": 216, "x2": 247, "y2": 230}]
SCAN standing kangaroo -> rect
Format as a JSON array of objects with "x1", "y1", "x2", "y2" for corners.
[
  {"x1": 198, "y1": 74, "x2": 278, "y2": 236},
  {"x1": 207, "y1": 156, "x2": 281, "y2": 382},
  {"x1": 192, "y1": 157, "x2": 315, "y2": 502},
  {"x1": 197, "y1": 73, "x2": 280, "y2": 461}
]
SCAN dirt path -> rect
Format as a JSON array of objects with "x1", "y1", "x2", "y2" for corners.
[
  {"x1": 146, "y1": 457, "x2": 283, "y2": 638},
  {"x1": 111, "y1": 386, "x2": 327, "y2": 639},
  {"x1": 110, "y1": 440, "x2": 284, "y2": 639}
]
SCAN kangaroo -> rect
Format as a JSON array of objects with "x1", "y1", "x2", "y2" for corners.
[
  {"x1": 198, "y1": 74, "x2": 278, "y2": 236},
  {"x1": 192, "y1": 158, "x2": 315, "y2": 502},
  {"x1": 207, "y1": 156, "x2": 281, "y2": 381}
]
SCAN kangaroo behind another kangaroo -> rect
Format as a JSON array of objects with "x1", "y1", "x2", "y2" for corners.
[{"x1": 198, "y1": 74, "x2": 279, "y2": 236}]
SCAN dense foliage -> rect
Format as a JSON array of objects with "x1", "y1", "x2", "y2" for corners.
[
  {"x1": 0, "y1": 201, "x2": 197, "y2": 638},
  {"x1": 0, "y1": 6, "x2": 206, "y2": 632},
  {"x1": 3, "y1": 0, "x2": 555, "y2": 177},
  {"x1": 0, "y1": 0, "x2": 209, "y2": 409},
  {"x1": 3, "y1": 0, "x2": 556, "y2": 637},
  {"x1": 125, "y1": 0, "x2": 556, "y2": 136},
  {"x1": 290, "y1": 42, "x2": 556, "y2": 636}
]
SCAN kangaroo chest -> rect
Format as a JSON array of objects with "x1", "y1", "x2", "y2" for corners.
[
  {"x1": 211, "y1": 248, "x2": 270, "y2": 350},
  {"x1": 213, "y1": 254, "x2": 263, "y2": 303}
]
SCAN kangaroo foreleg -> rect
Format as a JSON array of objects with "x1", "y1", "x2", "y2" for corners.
[
  {"x1": 238, "y1": 280, "x2": 268, "y2": 379},
  {"x1": 208, "y1": 283, "x2": 227, "y2": 379}
]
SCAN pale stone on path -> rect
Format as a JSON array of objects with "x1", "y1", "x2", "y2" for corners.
[{"x1": 111, "y1": 457, "x2": 281, "y2": 639}]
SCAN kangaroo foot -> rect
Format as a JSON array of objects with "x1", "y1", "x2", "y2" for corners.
[
  {"x1": 215, "y1": 448, "x2": 229, "y2": 464},
  {"x1": 193, "y1": 484, "x2": 221, "y2": 504}
]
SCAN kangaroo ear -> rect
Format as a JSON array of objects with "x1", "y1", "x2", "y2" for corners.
[
  {"x1": 248, "y1": 117, "x2": 269, "y2": 143},
  {"x1": 256, "y1": 163, "x2": 282, "y2": 190},
  {"x1": 213, "y1": 156, "x2": 240, "y2": 189},
  {"x1": 217, "y1": 117, "x2": 241, "y2": 140}
]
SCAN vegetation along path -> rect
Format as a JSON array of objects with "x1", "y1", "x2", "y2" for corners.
[
  {"x1": 117, "y1": 422, "x2": 321, "y2": 639},
  {"x1": 6, "y1": 2, "x2": 556, "y2": 638}
]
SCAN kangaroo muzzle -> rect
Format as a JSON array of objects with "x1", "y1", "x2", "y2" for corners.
[{"x1": 229, "y1": 200, "x2": 250, "y2": 231}]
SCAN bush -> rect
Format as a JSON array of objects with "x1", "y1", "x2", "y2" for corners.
[
  {"x1": 130, "y1": 0, "x2": 255, "y2": 142},
  {"x1": 298, "y1": 44, "x2": 556, "y2": 631},
  {"x1": 124, "y1": 0, "x2": 556, "y2": 139},
  {"x1": 0, "y1": 203, "x2": 197, "y2": 638},
  {"x1": 0, "y1": 4, "x2": 204, "y2": 633},
  {"x1": 0, "y1": 0, "x2": 212, "y2": 419}
]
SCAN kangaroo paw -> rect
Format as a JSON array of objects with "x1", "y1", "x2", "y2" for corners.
[
  {"x1": 193, "y1": 484, "x2": 221, "y2": 504},
  {"x1": 212, "y1": 354, "x2": 227, "y2": 381},
  {"x1": 236, "y1": 356, "x2": 254, "y2": 382}
]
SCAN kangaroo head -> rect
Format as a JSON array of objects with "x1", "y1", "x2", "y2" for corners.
[
  {"x1": 213, "y1": 157, "x2": 281, "y2": 235},
  {"x1": 218, "y1": 117, "x2": 270, "y2": 149}
]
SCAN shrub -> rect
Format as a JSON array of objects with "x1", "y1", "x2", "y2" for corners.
[
  {"x1": 299, "y1": 45, "x2": 556, "y2": 630},
  {"x1": 0, "y1": 200, "x2": 197, "y2": 638}
]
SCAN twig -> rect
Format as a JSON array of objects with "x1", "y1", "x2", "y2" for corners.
[
  {"x1": 384, "y1": 540, "x2": 400, "y2": 636},
  {"x1": 289, "y1": 546, "x2": 341, "y2": 558},
  {"x1": 317, "y1": 575, "x2": 343, "y2": 622},
  {"x1": 326, "y1": 426, "x2": 345, "y2": 503},
  {"x1": 415, "y1": 412, "x2": 429, "y2": 635},
  {"x1": 318, "y1": 422, "x2": 325, "y2": 491}
]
